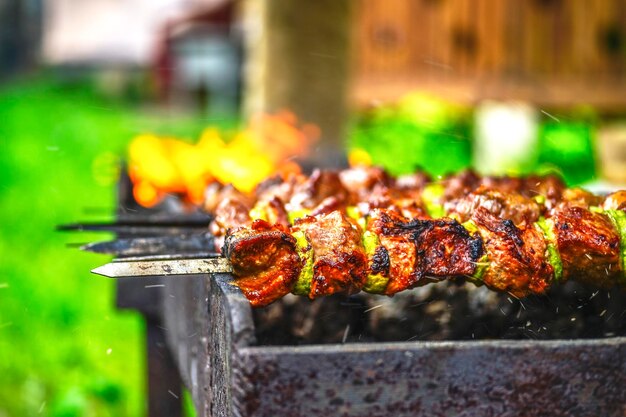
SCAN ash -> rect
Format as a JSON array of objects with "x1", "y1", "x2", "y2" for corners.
[{"x1": 253, "y1": 282, "x2": 626, "y2": 345}]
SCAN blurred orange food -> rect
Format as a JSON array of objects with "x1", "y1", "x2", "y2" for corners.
[{"x1": 128, "y1": 111, "x2": 319, "y2": 207}]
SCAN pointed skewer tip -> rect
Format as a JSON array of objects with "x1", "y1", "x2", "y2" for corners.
[{"x1": 91, "y1": 264, "x2": 114, "y2": 278}]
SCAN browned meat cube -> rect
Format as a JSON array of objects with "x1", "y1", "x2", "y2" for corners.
[
  {"x1": 223, "y1": 220, "x2": 301, "y2": 307},
  {"x1": 210, "y1": 197, "x2": 252, "y2": 251},
  {"x1": 288, "y1": 169, "x2": 350, "y2": 211},
  {"x1": 250, "y1": 196, "x2": 290, "y2": 228},
  {"x1": 292, "y1": 211, "x2": 367, "y2": 298},
  {"x1": 254, "y1": 172, "x2": 307, "y2": 206},
  {"x1": 367, "y1": 209, "x2": 420, "y2": 294},
  {"x1": 471, "y1": 207, "x2": 554, "y2": 296},
  {"x1": 204, "y1": 183, "x2": 253, "y2": 213},
  {"x1": 447, "y1": 188, "x2": 542, "y2": 226},
  {"x1": 443, "y1": 169, "x2": 481, "y2": 201},
  {"x1": 551, "y1": 206, "x2": 622, "y2": 287},
  {"x1": 339, "y1": 166, "x2": 394, "y2": 202},
  {"x1": 602, "y1": 190, "x2": 626, "y2": 212},
  {"x1": 558, "y1": 188, "x2": 603, "y2": 209},
  {"x1": 416, "y1": 219, "x2": 483, "y2": 279},
  {"x1": 522, "y1": 174, "x2": 565, "y2": 209},
  {"x1": 368, "y1": 209, "x2": 482, "y2": 295}
]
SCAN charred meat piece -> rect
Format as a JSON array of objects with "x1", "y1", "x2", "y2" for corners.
[
  {"x1": 254, "y1": 172, "x2": 307, "y2": 205},
  {"x1": 481, "y1": 175, "x2": 525, "y2": 194},
  {"x1": 416, "y1": 218, "x2": 483, "y2": 280},
  {"x1": 551, "y1": 206, "x2": 622, "y2": 287},
  {"x1": 367, "y1": 209, "x2": 483, "y2": 294},
  {"x1": 447, "y1": 188, "x2": 542, "y2": 226},
  {"x1": 602, "y1": 190, "x2": 626, "y2": 212},
  {"x1": 292, "y1": 211, "x2": 367, "y2": 298},
  {"x1": 223, "y1": 220, "x2": 301, "y2": 307},
  {"x1": 288, "y1": 169, "x2": 350, "y2": 211},
  {"x1": 355, "y1": 180, "x2": 429, "y2": 219},
  {"x1": 395, "y1": 171, "x2": 432, "y2": 191},
  {"x1": 558, "y1": 187, "x2": 603, "y2": 209},
  {"x1": 339, "y1": 166, "x2": 394, "y2": 203},
  {"x1": 204, "y1": 183, "x2": 253, "y2": 214},
  {"x1": 250, "y1": 196, "x2": 290, "y2": 228},
  {"x1": 367, "y1": 209, "x2": 421, "y2": 295},
  {"x1": 442, "y1": 169, "x2": 481, "y2": 201},
  {"x1": 310, "y1": 196, "x2": 345, "y2": 217},
  {"x1": 442, "y1": 170, "x2": 566, "y2": 210},
  {"x1": 522, "y1": 174, "x2": 566, "y2": 209},
  {"x1": 471, "y1": 207, "x2": 554, "y2": 296},
  {"x1": 390, "y1": 198, "x2": 430, "y2": 220},
  {"x1": 210, "y1": 196, "x2": 252, "y2": 252}
]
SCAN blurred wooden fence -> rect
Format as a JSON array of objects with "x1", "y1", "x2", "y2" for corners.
[{"x1": 352, "y1": 0, "x2": 626, "y2": 108}]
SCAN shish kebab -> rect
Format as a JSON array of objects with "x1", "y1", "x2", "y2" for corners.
[{"x1": 93, "y1": 167, "x2": 626, "y2": 307}]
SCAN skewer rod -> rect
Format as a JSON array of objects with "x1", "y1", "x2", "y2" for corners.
[{"x1": 91, "y1": 257, "x2": 232, "y2": 278}]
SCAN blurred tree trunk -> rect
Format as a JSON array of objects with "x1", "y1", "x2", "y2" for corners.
[{"x1": 243, "y1": 0, "x2": 352, "y2": 168}]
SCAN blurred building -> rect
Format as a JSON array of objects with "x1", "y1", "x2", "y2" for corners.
[
  {"x1": 42, "y1": 0, "x2": 240, "y2": 113},
  {"x1": 43, "y1": 0, "x2": 220, "y2": 65},
  {"x1": 351, "y1": 0, "x2": 626, "y2": 109}
]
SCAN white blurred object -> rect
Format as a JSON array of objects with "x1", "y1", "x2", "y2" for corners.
[
  {"x1": 474, "y1": 101, "x2": 539, "y2": 175},
  {"x1": 175, "y1": 34, "x2": 240, "y2": 114},
  {"x1": 596, "y1": 123, "x2": 626, "y2": 184},
  {"x1": 42, "y1": 0, "x2": 224, "y2": 65}
]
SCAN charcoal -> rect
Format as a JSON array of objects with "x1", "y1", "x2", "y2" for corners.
[{"x1": 253, "y1": 281, "x2": 626, "y2": 345}]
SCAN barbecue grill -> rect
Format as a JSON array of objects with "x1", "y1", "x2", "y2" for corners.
[{"x1": 75, "y1": 171, "x2": 626, "y2": 417}]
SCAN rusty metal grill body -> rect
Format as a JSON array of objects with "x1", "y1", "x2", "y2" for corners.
[{"x1": 159, "y1": 274, "x2": 626, "y2": 417}]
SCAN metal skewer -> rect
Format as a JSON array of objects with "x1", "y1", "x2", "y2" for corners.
[
  {"x1": 91, "y1": 255, "x2": 232, "y2": 278},
  {"x1": 81, "y1": 233, "x2": 215, "y2": 256}
]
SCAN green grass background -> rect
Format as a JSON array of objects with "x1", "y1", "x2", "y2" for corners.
[{"x1": 0, "y1": 75, "x2": 216, "y2": 417}]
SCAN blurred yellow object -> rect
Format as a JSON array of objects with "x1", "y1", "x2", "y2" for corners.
[
  {"x1": 128, "y1": 113, "x2": 319, "y2": 207},
  {"x1": 348, "y1": 148, "x2": 372, "y2": 167}
]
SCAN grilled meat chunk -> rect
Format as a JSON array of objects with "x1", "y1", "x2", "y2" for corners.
[
  {"x1": 354, "y1": 183, "x2": 430, "y2": 219},
  {"x1": 309, "y1": 196, "x2": 344, "y2": 217},
  {"x1": 559, "y1": 188, "x2": 603, "y2": 209},
  {"x1": 289, "y1": 169, "x2": 350, "y2": 211},
  {"x1": 602, "y1": 190, "x2": 626, "y2": 212},
  {"x1": 339, "y1": 166, "x2": 394, "y2": 203},
  {"x1": 447, "y1": 188, "x2": 542, "y2": 226},
  {"x1": 254, "y1": 173, "x2": 306, "y2": 205},
  {"x1": 443, "y1": 169, "x2": 482, "y2": 201},
  {"x1": 367, "y1": 209, "x2": 421, "y2": 294},
  {"x1": 204, "y1": 183, "x2": 253, "y2": 213},
  {"x1": 522, "y1": 174, "x2": 566, "y2": 209},
  {"x1": 395, "y1": 171, "x2": 432, "y2": 191},
  {"x1": 250, "y1": 196, "x2": 290, "y2": 228},
  {"x1": 481, "y1": 175, "x2": 525, "y2": 194},
  {"x1": 367, "y1": 210, "x2": 482, "y2": 294},
  {"x1": 471, "y1": 207, "x2": 554, "y2": 296},
  {"x1": 210, "y1": 196, "x2": 252, "y2": 251},
  {"x1": 551, "y1": 206, "x2": 622, "y2": 287},
  {"x1": 223, "y1": 220, "x2": 301, "y2": 307},
  {"x1": 390, "y1": 198, "x2": 430, "y2": 220},
  {"x1": 292, "y1": 211, "x2": 367, "y2": 298},
  {"x1": 442, "y1": 170, "x2": 565, "y2": 211},
  {"x1": 417, "y1": 218, "x2": 483, "y2": 279}
]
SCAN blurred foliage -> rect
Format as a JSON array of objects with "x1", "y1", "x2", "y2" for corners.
[
  {"x1": 349, "y1": 93, "x2": 599, "y2": 185},
  {"x1": 0, "y1": 73, "x2": 227, "y2": 417},
  {"x1": 348, "y1": 93, "x2": 473, "y2": 177},
  {"x1": 537, "y1": 120, "x2": 597, "y2": 186}
]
